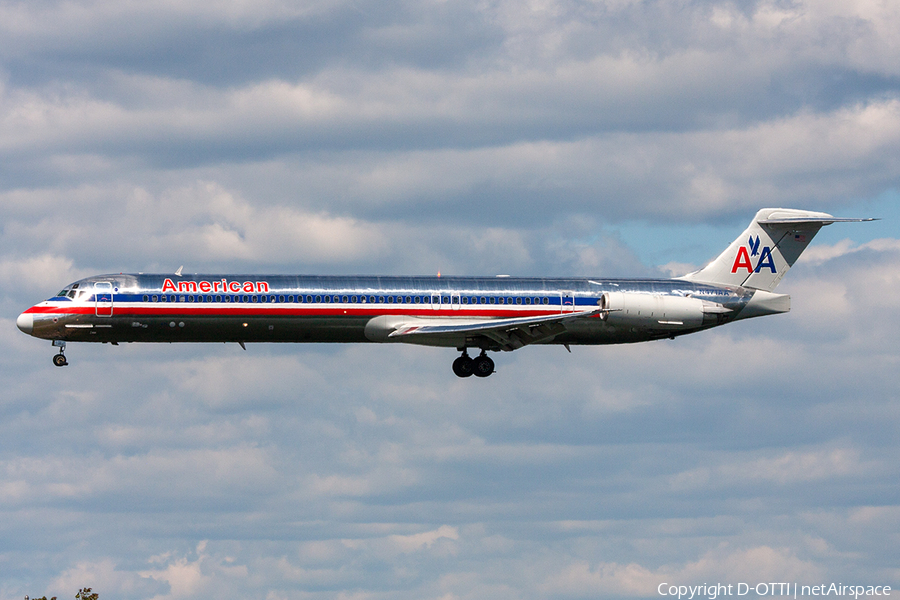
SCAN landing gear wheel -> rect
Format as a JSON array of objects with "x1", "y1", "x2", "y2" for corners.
[
  {"x1": 52, "y1": 353, "x2": 68, "y2": 367},
  {"x1": 452, "y1": 354, "x2": 474, "y2": 378},
  {"x1": 473, "y1": 354, "x2": 494, "y2": 378}
]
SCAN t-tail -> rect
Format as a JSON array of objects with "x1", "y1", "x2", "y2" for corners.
[{"x1": 680, "y1": 208, "x2": 875, "y2": 291}]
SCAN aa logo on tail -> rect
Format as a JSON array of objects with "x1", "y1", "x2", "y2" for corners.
[{"x1": 731, "y1": 235, "x2": 776, "y2": 274}]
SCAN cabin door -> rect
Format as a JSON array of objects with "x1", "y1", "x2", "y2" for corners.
[
  {"x1": 561, "y1": 291, "x2": 576, "y2": 313},
  {"x1": 95, "y1": 282, "x2": 113, "y2": 317}
]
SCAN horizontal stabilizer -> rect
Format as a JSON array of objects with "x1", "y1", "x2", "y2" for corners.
[{"x1": 759, "y1": 216, "x2": 877, "y2": 224}]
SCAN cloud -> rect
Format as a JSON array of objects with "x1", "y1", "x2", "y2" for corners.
[
  {"x1": 543, "y1": 545, "x2": 823, "y2": 598},
  {"x1": 0, "y1": 253, "x2": 87, "y2": 299},
  {"x1": 2, "y1": 0, "x2": 900, "y2": 598},
  {"x1": 668, "y1": 447, "x2": 870, "y2": 491}
]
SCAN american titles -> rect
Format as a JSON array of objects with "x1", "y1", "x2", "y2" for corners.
[{"x1": 162, "y1": 278, "x2": 270, "y2": 294}]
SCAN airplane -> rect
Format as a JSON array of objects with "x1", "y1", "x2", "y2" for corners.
[{"x1": 16, "y1": 208, "x2": 874, "y2": 377}]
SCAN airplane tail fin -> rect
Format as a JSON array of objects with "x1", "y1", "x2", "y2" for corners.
[{"x1": 680, "y1": 208, "x2": 873, "y2": 291}]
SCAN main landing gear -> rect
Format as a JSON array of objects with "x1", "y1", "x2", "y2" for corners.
[
  {"x1": 52, "y1": 340, "x2": 68, "y2": 367},
  {"x1": 452, "y1": 349, "x2": 494, "y2": 378}
]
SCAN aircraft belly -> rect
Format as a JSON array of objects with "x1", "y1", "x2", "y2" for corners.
[
  {"x1": 57, "y1": 315, "x2": 371, "y2": 344},
  {"x1": 43, "y1": 307, "x2": 719, "y2": 350},
  {"x1": 69, "y1": 314, "x2": 714, "y2": 346},
  {"x1": 540, "y1": 320, "x2": 710, "y2": 346}
]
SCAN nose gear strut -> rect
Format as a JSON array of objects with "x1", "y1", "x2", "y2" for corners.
[{"x1": 52, "y1": 341, "x2": 68, "y2": 367}]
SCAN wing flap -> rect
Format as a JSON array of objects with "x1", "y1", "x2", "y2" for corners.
[{"x1": 381, "y1": 309, "x2": 602, "y2": 351}]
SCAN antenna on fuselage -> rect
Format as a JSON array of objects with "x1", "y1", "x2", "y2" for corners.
[{"x1": 175, "y1": 265, "x2": 183, "y2": 276}]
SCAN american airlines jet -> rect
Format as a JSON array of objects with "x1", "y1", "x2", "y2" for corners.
[{"x1": 16, "y1": 208, "x2": 873, "y2": 377}]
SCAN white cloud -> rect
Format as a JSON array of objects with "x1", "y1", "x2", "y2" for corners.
[
  {"x1": 48, "y1": 559, "x2": 162, "y2": 600},
  {"x1": 669, "y1": 447, "x2": 870, "y2": 491},
  {"x1": 800, "y1": 238, "x2": 900, "y2": 265},
  {"x1": 542, "y1": 545, "x2": 823, "y2": 597},
  {"x1": 0, "y1": 253, "x2": 87, "y2": 299}
]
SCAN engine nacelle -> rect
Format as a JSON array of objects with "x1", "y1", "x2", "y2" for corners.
[{"x1": 600, "y1": 292, "x2": 706, "y2": 329}]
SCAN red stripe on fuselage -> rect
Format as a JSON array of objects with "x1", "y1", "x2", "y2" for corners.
[{"x1": 24, "y1": 303, "x2": 558, "y2": 319}]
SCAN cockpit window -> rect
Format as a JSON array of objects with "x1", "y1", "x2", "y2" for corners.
[
  {"x1": 67, "y1": 290, "x2": 77, "y2": 298},
  {"x1": 57, "y1": 289, "x2": 68, "y2": 297}
]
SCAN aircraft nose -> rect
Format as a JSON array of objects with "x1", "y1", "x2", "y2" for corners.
[{"x1": 16, "y1": 312, "x2": 34, "y2": 335}]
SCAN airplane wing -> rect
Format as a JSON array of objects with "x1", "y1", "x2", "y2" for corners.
[{"x1": 385, "y1": 308, "x2": 603, "y2": 351}]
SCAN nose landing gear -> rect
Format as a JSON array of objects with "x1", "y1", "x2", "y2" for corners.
[
  {"x1": 52, "y1": 340, "x2": 68, "y2": 367},
  {"x1": 452, "y1": 349, "x2": 494, "y2": 378}
]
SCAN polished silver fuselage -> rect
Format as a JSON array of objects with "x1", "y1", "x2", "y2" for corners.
[{"x1": 20, "y1": 273, "x2": 767, "y2": 350}]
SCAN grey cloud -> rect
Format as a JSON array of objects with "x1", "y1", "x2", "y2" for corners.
[
  {"x1": 0, "y1": 0, "x2": 501, "y2": 87},
  {"x1": 3, "y1": 0, "x2": 899, "y2": 180}
]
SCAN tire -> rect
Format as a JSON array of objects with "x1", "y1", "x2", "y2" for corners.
[
  {"x1": 473, "y1": 355, "x2": 494, "y2": 377},
  {"x1": 452, "y1": 356, "x2": 474, "y2": 377},
  {"x1": 52, "y1": 354, "x2": 68, "y2": 367}
]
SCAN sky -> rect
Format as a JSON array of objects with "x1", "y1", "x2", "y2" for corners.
[{"x1": 1, "y1": 0, "x2": 899, "y2": 598}]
